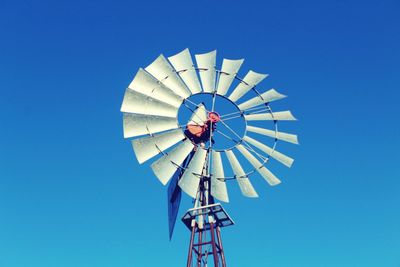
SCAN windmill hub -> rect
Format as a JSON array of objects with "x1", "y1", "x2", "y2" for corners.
[
  {"x1": 208, "y1": 111, "x2": 220, "y2": 123},
  {"x1": 178, "y1": 93, "x2": 248, "y2": 151}
]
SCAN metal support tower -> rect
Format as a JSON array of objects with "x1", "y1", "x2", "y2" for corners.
[{"x1": 182, "y1": 158, "x2": 234, "y2": 267}]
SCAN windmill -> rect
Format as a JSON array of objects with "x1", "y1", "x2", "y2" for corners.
[{"x1": 121, "y1": 49, "x2": 298, "y2": 266}]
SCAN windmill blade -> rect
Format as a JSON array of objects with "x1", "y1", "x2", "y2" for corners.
[
  {"x1": 211, "y1": 151, "x2": 229, "y2": 202},
  {"x1": 246, "y1": 125, "x2": 299, "y2": 144},
  {"x1": 132, "y1": 129, "x2": 185, "y2": 164},
  {"x1": 151, "y1": 139, "x2": 194, "y2": 185},
  {"x1": 195, "y1": 50, "x2": 217, "y2": 93},
  {"x1": 216, "y1": 59, "x2": 244, "y2": 96},
  {"x1": 243, "y1": 136, "x2": 294, "y2": 167},
  {"x1": 123, "y1": 113, "x2": 178, "y2": 138},
  {"x1": 188, "y1": 103, "x2": 207, "y2": 126},
  {"x1": 145, "y1": 54, "x2": 191, "y2": 99},
  {"x1": 178, "y1": 148, "x2": 207, "y2": 198},
  {"x1": 168, "y1": 48, "x2": 202, "y2": 94},
  {"x1": 129, "y1": 68, "x2": 183, "y2": 108},
  {"x1": 236, "y1": 145, "x2": 281, "y2": 186},
  {"x1": 228, "y1": 71, "x2": 268, "y2": 102},
  {"x1": 121, "y1": 89, "x2": 178, "y2": 118},
  {"x1": 225, "y1": 150, "x2": 258, "y2": 198},
  {"x1": 237, "y1": 89, "x2": 286, "y2": 111},
  {"x1": 245, "y1": 111, "x2": 297, "y2": 121}
]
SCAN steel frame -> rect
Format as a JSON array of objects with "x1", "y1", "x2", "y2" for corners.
[{"x1": 183, "y1": 175, "x2": 233, "y2": 267}]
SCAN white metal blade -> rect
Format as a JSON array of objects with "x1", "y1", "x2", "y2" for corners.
[
  {"x1": 188, "y1": 104, "x2": 207, "y2": 126},
  {"x1": 246, "y1": 125, "x2": 299, "y2": 144},
  {"x1": 121, "y1": 89, "x2": 178, "y2": 118},
  {"x1": 123, "y1": 113, "x2": 178, "y2": 138},
  {"x1": 211, "y1": 151, "x2": 229, "y2": 202},
  {"x1": 145, "y1": 54, "x2": 191, "y2": 98},
  {"x1": 195, "y1": 50, "x2": 216, "y2": 93},
  {"x1": 237, "y1": 89, "x2": 286, "y2": 111},
  {"x1": 168, "y1": 49, "x2": 202, "y2": 94},
  {"x1": 228, "y1": 71, "x2": 268, "y2": 102},
  {"x1": 245, "y1": 111, "x2": 297, "y2": 121},
  {"x1": 216, "y1": 59, "x2": 244, "y2": 96},
  {"x1": 178, "y1": 148, "x2": 207, "y2": 198},
  {"x1": 131, "y1": 129, "x2": 185, "y2": 164},
  {"x1": 236, "y1": 145, "x2": 281, "y2": 186},
  {"x1": 150, "y1": 139, "x2": 194, "y2": 185},
  {"x1": 129, "y1": 68, "x2": 183, "y2": 108},
  {"x1": 243, "y1": 136, "x2": 294, "y2": 167},
  {"x1": 225, "y1": 150, "x2": 258, "y2": 198}
]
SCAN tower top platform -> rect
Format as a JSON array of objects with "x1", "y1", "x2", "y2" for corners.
[{"x1": 181, "y1": 203, "x2": 235, "y2": 232}]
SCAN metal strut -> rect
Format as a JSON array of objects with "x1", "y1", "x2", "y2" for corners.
[{"x1": 184, "y1": 151, "x2": 233, "y2": 267}]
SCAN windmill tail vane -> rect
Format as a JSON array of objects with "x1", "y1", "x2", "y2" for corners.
[{"x1": 120, "y1": 48, "x2": 298, "y2": 266}]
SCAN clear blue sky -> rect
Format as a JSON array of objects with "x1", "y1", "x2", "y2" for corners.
[{"x1": 1, "y1": 0, "x2": 399, "y2": 266}]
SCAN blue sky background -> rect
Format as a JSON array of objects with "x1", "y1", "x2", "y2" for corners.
[{"x1": 1, "y1": 0, "x2": 399, "y2": 266}]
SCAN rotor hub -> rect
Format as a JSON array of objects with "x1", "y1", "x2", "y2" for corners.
[{"x1": 208, "y1": 111, "x2": 220, "y2": 123}]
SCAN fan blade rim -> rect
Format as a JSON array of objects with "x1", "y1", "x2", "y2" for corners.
[
  {"x1": 128, "y1": 68, "x2": 183, "y2": 108},
  {"x1": 216, "y1": 58, "x2": 244, "y2": 96},
  {"x1": 168, "y1": 48, "x2": 202, "y2": 94},
  {"x1": 225, "y1": 150, "x2": 258, "y2": 198},
  {"x1": 245, "y1": 111, "x2": 297, "y2": 121},
  {"x1": 120, "y1": 89, "x2": 178, "y2": 118},
  {"x1": 211, "y1": 150, "x2": 229, "y2": 203},
  {"x1": 237, "y1": 88, "x2": 287, "y2": 111},
  {"x1": 246, "y1": 125, "x2": 299, "y2": 144},
  {"x1": 150, "y1": 139, "x2": 194, "y2": 185},
  {"x1": 236, "y1": 144, "x2": 281, "y2": 186},
  {"x1": 123, "y1": 113, "x2": 178, "y2": 139},
  {"x1": 195, "y1": 50, "x2": 217, "y2": 93},
  {"x1": 178, "y1": 148, "x2": 207, "y2": 198},
  {"x1": 228, "y1": 70, "x2": 268, "y2": 102},
  {"x1": 243, "y1": 135, "x2": 294, "y2": 168},
  {"x1": 144, "y1": 54, "x2": 191, "y2": 99},
  {"x1": 131, "y1": 129, "x2": 185, "y2": 164}
]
